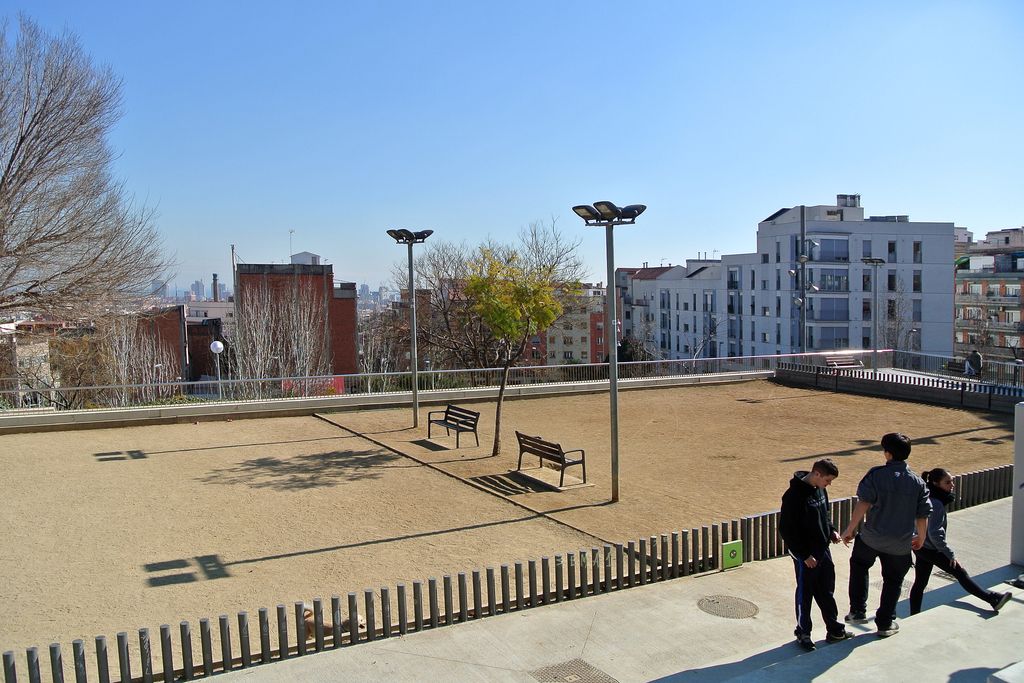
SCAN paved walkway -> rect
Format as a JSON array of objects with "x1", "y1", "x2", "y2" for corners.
[{"x1": 219, "y1": 499, "x2": 1022, "y2": 682}]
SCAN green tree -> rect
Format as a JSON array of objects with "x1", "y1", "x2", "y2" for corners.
[{"x1": 464, "y1": 236, "x2": 582, "y2": 455}]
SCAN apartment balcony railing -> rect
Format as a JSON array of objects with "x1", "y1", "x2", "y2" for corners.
[
  {"x1": 956, "y1": 293, "x2": 1023, "y2": 305},
  {"x1": 955, "y1": 318, "x2": 1024, "y2": 332}
]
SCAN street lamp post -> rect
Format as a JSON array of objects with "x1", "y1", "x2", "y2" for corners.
[
  {"x1": 863, "y1": 257, "x2": 885, "y2": 374},
  {"x1": 573, "y1": 201, "x2": 646, "y2": 503},
  {"x1": 210, "y1": 340, "x2": 224, "y2": 400},
  {"x1": 387, "y1": 229, "x2": 434, "y2": 428}
]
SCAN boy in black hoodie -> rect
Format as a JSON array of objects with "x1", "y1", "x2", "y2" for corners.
[{"x1": 780, "y1": 458, "x2": 851, "y2": 651}]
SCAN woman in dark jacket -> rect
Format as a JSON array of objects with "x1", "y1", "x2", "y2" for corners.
[{"x1": 908, "y1": 467, "x2": 1012, "y2": 614}]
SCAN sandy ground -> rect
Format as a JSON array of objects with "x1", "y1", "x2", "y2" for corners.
[
  {"x1": 333, "y1": 380, "x2": 1013, "y2": 542},
  {"x1": 0, "y1": 378, "x2": 1013, "y2": 666}
]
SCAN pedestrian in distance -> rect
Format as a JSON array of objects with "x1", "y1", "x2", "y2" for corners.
[
  {"x1": 908, "y1": 467, "x2": 1012, "y2": 615},
  {"x1": 780, "y1": 458, "x2": 853, "y2": 651},
  {"x1": 841, "y1": 432, "x2": 932, "y2": 638},
  {"x1": 965, "y1": 349, "x2": 983, "y2": 378}
]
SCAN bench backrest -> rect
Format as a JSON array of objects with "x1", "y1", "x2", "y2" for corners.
[
  {"x1": 824, "y1": 354, "x2": 863, "y2": 368},
  {"x1": 515, "y1": 431, "x2": 565, "y2": 463},
  {"x1": 444, "y1": 404, "x2": 480, "y2": 428}
]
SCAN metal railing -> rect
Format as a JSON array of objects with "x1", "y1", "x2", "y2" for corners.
[{"x1": 0, "y1": 351, "x2": 873, "y2": 414}]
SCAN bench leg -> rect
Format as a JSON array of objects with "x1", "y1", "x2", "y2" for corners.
[
  {"x1": 581, "y1": 459, "x2": 586, "y2": 484},
  {"x1": 517, "y1": 452, "x2": 524, "y2": 472},
  {"x1": 456, "y1": 430, "x2": 461, "y2": 448},
  {"x1": 473, "y1": 430, "x2": 479, "y2": 447},
  {"x1": 559, "y1": 467, "x2": 565, "y2": 488}
]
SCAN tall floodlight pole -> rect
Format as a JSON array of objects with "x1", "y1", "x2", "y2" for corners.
[
  {"x1": 387, "y1": 229, "x2": 434, "y2": 427},
  {"x1": 210, "y1": 340, "x2": 224, "y2": 400},
  {"x1": 863, "y1": 257, "x2": 885, "y2": 374},
  {"x1": 573, "y1": 201, "x2": 646, "y2": 503}
]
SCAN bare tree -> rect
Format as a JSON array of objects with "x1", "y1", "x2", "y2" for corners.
[
  {"x1": 228, "y1": 279, "x2": 331, "y2": 397},
  {"x1": 0, "y1": 16, "x2": 171, "y2": 319},
  {"x1": 358, "y1": 307, "x2": 402, "y2": 392}
]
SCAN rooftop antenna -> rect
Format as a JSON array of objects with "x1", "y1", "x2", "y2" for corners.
[{"x1": 289, "y1": 229, "x2": 295, "y2": 261}]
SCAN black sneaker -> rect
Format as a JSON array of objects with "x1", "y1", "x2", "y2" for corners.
[
  {"x1": 826, "y1": 629, "x2": 853, "y2": 643},
  {"x1": 796, "y1": 634, "x2": 816, "y2": 651},
  {"x1": 991, "y1": 592, "x2": 1012, "y2": 612},
  {"x1": 844, "y1": 611, "x2": 869, "y2": 624},
  {"x1": 876, "y1": 620, "x2": 900, "y2": 638}
]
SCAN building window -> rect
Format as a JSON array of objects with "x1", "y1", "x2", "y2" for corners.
[
  {"x1": 888, "y1": 240, "x2": 897, "y2": 263},
  {"x1": 819, "y1": 326, "x2": 850, "y2": 349},
  {"x1": 818, "y1": 298, "x2": 849, "y2": 321},
  {"x1": 581, "y1": 351, "x2": 588, "y2": 359},
  {"x1": 819, "y1": 239, "x2": 849, "y2": 262},
  {"x1": 683, "y1": 323, "x2": 689, "y2": 332},
  {"x1": 887, "y1": 270, "x2": 897, "y2": 291},
  {"x1": 776, "y1": 296, "x2": 781, "y2": 316},
  {"x1": 862, "y1": 240, "x2": 872, "y2": 258},
  {"x1": 563, "y1": 351, "x2": 574, "y2": 360},
  {"x1": 596, "y1": 336, "x2": 603, "y2": 345},
  {"x1": 819, "y1": 269, "x2": 849, "y2": 292},
  {"x1": 762, "y1": 306, "x2": 770, "y2": 316},
  {"x1": 580, "y1": 335, "x2": 587, "y2": 343},
  {"x1": 863, "y1": 327, "x2": 871, "y2": 348},
  {"x1": 775, "y1": 270, "x2": 781, "y2": 289},
  {"x1": 863, "y1": 299, "x2": 872, "y2": 321},
  {"x1": 761, "y1": 254, "x2": 769, "y2": 264},
  {"x1": 887, "y1": 299, "x2": 898, "y2": 319},
  {"x1": 761, "y1": 279, "x2": 768, "y2": 290},
  {"x1": 775, "y1": 241, "x2": 781, "y2": 262},
  {"x1": 913, "y1": 270, "x2": 922, "y2": 293},
  {"x1": 913, "y1": 241, "x2": 922, "y2": 264},
  {"x1": 913, "y1": 299, "x2": 922, "y2": 322},
  {"x1": 863, "y1": 271, "x2": 872, "y2": 292}
]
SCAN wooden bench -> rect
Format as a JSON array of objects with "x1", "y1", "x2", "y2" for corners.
[
  {"x1": 515, "y1": 431, "x2": 586, "y2": 487},
  {"x1": 824, "y1": 354, "x2": 864, "y2": 369},
  {"x1": 427, "y1": 404, "x2": 480, "y2": 448}
]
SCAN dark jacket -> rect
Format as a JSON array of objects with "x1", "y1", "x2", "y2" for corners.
[
  {"x1": 922, "y1": 485, "x2": 955, "y2": 560},
  {"x1": 780, "y1": 471, "x2": 835, "y2": 562},
  {"x1": 857, "y1": 460, "x2": 931, "y2": 555}
]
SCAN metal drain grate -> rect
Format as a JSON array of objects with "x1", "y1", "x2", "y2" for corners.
[
  {"x1": 529, "y1": 658, "x2": 619, "y2": 683},
  {"x1": 697, "y1": 594, "x2": 759, "y2": 619}
]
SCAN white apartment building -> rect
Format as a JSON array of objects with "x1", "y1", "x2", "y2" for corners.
[{"x1": 621, "y1": 194, "x2": 954, "y2": 358}]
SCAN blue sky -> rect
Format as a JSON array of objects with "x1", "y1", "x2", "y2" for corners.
[{"x1": 11, "y1": 1, "x2": 1024, "y2": 291}]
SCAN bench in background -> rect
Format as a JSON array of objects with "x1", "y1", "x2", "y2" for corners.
[{"x1": 427, "y1": 404, "x2": 480, "y2": 448}]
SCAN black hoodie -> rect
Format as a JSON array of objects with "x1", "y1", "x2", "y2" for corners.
[{"x1": 779, "y1": 470, "x2": 835, "y2": 562}]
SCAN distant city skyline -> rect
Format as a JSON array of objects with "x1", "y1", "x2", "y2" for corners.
[{"x1": 14, "y1": 1, "x2": 1023, "y2": 289}]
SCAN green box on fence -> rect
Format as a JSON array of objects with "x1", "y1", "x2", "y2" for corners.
[{"x1": 722, "y1": 540, "x2": 743, "y2": 570}]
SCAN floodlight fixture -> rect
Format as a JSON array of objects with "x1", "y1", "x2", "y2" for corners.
[
  {"x1": 807, "y1": 284, "x2": 820, "y2": 293},
  {"x1": 787, "y1": 269, "x2": 798, "y2": 277},
  {"x1": 793, "y1": 297, "x2": 804, "y2": 307},
  {"x1": 619, "y1": 204, "x2": 647, "y2": 220},
  {"x1": 798, "y1": 254, "x2": 810, "y2": 264},
  {"x1": 573, "y1": 205, "x2": 601, "y2": 223},
  {"x1": 593, "y1": 201, "x2": 622, "y2": 221}
]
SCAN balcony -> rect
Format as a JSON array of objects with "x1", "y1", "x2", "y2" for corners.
[{"x1": 956, "y1": 293, "x2": 1023, "y2": 305}]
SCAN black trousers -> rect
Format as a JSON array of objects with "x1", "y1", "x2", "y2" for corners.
[
  {"x1": 909, "y1": 547, "x2": 996, "y2": 614},
  {"x1": 791, "y1": 549, "x2": 842, "y2": 637},
  {"x1": 848, "y1": 534, "x2": 912, "y2": 629}
]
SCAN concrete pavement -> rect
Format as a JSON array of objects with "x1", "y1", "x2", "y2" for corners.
[{"x1": 218, "y1": 498, "x2": 1022, "y2": 682}]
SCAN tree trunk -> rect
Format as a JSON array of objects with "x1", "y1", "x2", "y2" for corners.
[{"x1": 492, "y1": 359, "x2": 511, "y2": 456}]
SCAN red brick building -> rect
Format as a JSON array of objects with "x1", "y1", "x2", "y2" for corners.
[{"x1": 235, "y1": 263, "x2": 357, "y2": 375}]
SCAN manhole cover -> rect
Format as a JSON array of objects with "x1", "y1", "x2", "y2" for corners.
[
  {"x1": 530, "y1": 658, "x2": 619, "y2": 683},
  {"x1": 697, "y1": 594, "x2": 759, "y2": 619}
]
